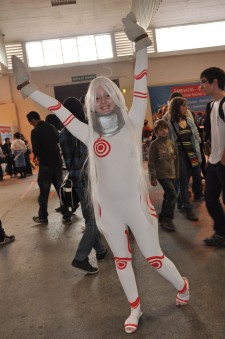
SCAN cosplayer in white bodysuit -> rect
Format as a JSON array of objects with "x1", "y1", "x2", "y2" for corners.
[{"x1": 12, "y1": 12, "x2": 189, "y2": 334}]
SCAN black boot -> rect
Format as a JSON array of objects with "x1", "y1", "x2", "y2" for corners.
[{"x1": 0, "y1": 220, "x2": 15, "y2": 245}]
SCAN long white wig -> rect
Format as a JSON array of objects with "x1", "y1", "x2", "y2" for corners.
[{"x1": 85, "y1": 76, "x2": 155, "y2": 231}]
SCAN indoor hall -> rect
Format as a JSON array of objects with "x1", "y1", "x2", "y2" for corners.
[
  {"x1": 1, "y1": 0, "x2": 225, "y2": 338},
  {"x1": 1, "y1": 166, "x2": 225, "y2": 338}
]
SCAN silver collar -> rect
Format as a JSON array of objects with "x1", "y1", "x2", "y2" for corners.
[{"x1": 91, "y1": 106, "x2": 125, "y2": 137}]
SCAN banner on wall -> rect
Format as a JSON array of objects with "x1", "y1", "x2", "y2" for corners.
[
  {"x1": 148, "y1": 82, "x2": 212, "y2": 114},
  {"x1": 0, "y1": 125, "x2": 12, "y2": 143}
]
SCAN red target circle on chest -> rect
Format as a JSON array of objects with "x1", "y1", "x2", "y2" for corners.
[
  {"x1": 94, "y1": 138, "x2": 111, "y2": 157},
  {"x1": 94, "y1": 138, "x2": 111, "y2": 158}
]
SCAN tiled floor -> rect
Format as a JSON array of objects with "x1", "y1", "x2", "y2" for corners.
[{"x1": 1, "y1": 166, "x2": 225, "y2": 339}]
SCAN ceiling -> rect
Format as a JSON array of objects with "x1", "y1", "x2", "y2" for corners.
[{"x1": 1, "y1": 0, "x2": 225, "y2": 43}]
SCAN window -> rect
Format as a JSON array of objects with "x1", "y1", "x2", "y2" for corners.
[
  {"x1": 61, "y1": 38, "x2": 79, "y2": 63},
  {"x1": 77, "y1": 35, "x2": 97, "y2": 62},
  {"x1": 25, "y1": 33, "x2": 114, "y2": 67},
  {"x1": 95, "y1": 35, "x2": 113, "y2": 59},
  {"x1": 156, "y1": 21, "x2": 225, "y2": 52},
  {"x1": 7, "y1": 20, "x2": 225, "y2": 70},
  {"x1": 42, "y1": 39, "x2": 63, "y2": 66},
  {"x1": 26, "y1": 42, "x2": 44, "y2": 67}
]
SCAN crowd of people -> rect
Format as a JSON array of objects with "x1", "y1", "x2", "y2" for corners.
[
  {"x1": 1, "y1": 11, "x2": 225, "y2": 336},
  {"x1": 0, "y1": 133, "x2": 33, "y2": 180}
]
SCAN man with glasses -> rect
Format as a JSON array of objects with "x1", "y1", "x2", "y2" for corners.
[{"x1": 200, "y1": 67, "x2": 225, "y2": 247}]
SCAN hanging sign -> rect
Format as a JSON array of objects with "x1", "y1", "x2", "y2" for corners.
[{"x1": 72, "y1": 74, "x2": 96, "y2": 82}]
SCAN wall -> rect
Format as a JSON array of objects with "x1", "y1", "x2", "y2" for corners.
[
  {"x1": 1, "y1": 48, "x2": 225, "y2": 143},
  {"x1": 0, "y1": 74, "x2": 12, "y2": 104},
  {"x1": 149, "y1": 50, "x2": 225, "y2": 85}
]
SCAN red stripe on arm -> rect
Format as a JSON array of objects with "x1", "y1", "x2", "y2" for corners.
[
  {"x1": 134, "y1": 69, "x2": 148, "y2": 80},
  {"x1": 48, "y1": 101, "x2": 62, "y2": 111},
  {"x1": 63, "y1": 115, "x2": 76, "y2": 126},
  {"x1": 133, "y1": 91, "x2": 148, "y2": 98}
]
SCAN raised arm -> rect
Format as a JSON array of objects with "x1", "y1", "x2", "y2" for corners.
[
  {"x1": 11, "y1": 56, "x2": 89, "y2": 146},
  {"x1": 122, "y1": 12, "x2": 151, "y2": 126}
]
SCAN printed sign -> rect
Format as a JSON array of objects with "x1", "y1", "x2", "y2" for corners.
[
  {"x1": 148, "y1": 82, "x2": 212, "y2": 114},
  {"x1": 72, "y1": 74, "x2": 96, "y2": 82}
]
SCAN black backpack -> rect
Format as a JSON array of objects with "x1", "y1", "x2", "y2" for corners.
[
  {"x1": 59, "y1": 173, "x2": 79, "y2": 209},
  {"x1": 204, "y1": 96, "x2": 225, "y2": 141}
]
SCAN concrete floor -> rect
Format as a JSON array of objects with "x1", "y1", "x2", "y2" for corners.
[{"x1": 1, "y1": 166, "x2": 225, "y2": 339}]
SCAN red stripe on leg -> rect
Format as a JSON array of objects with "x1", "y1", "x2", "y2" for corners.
[
  {"x1": 178, "y1": 280, "x2": 187, "y2": 293},
  {"x1": 129, "y1": 297, "x2": 140, "y2": 309}
]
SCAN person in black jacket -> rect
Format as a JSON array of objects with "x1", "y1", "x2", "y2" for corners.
[
  {"x1": 26, "y1": 111, "x2": 71, "y2": 224},
  {"x1": 60, "y1": 97, "x2": 107, "y2": 274}
]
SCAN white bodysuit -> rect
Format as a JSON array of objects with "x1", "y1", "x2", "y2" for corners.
[{"x1": 29, "y1": 48, "x2": 186, "y2": 310}]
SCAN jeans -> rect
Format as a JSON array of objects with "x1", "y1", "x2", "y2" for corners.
[
  {"x1": 5, "y1": 156, "x2": 17, "y2": 176},
  {"x1": 74, "y1": 186, "x2": 106, "y2": 262},
  {"x1": 192, "y1": 163, "x2": 203, "y2": 199},
  {"x1": 178, "y1": 153, "x2": 202, "y2": 212},
  {"x1": 158, "y1": 178, "x2": 177, "y2": 220},
  {"x1": 204, "y1": 162, "x2": 225, "y2": 236},
  {"x1": 37, "y1": 165, "x2": 70, "y2": 219}
]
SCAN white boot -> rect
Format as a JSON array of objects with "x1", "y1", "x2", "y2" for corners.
[
  {"x1": 124, "y1": 305, "x2": 142, "y2": 334},
  {"x1": 176, "y1": 277, "x2": 190, "y2": 306},
  {"x1": 11, "y1": 55, "x2": 37, "y2": 98}
]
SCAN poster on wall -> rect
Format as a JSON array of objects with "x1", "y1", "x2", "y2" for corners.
[
  {"x1": 148, "y1": 82, "x2": 212, "y2": 115},
  {"x1": 0, "y1": 125, "x2": 12, "y2": 143}
]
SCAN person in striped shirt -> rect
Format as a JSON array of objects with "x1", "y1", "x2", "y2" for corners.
[{"x1": 167, "y1": 97, "x2": 202, "y2": 221}]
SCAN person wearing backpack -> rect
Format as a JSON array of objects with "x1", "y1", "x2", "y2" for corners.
[
  {"x1": 26, "y1": 111, "x2": 71, "y2": 225},
  {"x1": 200, "y1": 67, "x2": 225, "y2": 247},
  {"x1": 59, "y1": 97, "x2": 108, "y2": 274}
]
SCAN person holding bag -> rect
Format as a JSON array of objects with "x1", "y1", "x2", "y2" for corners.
[
  {"x1": 60, "y1": 97, "x2": 108, "y2": 275},
  {"x1": 167, "y1": 97, "x2": 202, "y2": 221}
]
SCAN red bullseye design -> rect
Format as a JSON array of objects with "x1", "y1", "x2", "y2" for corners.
[
  {"x1": 94, "y1": 138, "x2": 111, "y2": 158},
  {"x1": 147, "y1": 255, "x2": 164, "y2": 269},
  {"x1": 116, "y1": 259, "x2": 127, "y2": 270},
  {"x1": 114, "y1": 257, "x2": 132, "y2": 270}
]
